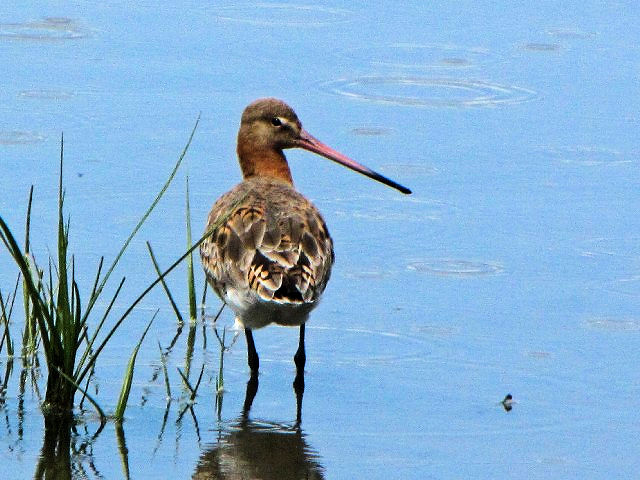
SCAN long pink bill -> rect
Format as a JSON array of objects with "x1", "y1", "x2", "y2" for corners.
[{"x1": 297, "y1": 129, "x2": 412, "y2": 195}]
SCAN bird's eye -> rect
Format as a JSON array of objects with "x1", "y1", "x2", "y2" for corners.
[{"x1": 271, "y1": 117, "x2": 282, "y2": 127}]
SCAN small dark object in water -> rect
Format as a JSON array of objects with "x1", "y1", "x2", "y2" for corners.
[{"x1": 501, "y1": 393, "x2": 513, "y2": 412}]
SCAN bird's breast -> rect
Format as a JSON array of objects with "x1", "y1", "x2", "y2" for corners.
[{"x1": 200, "y1": 178, "x2": 334, "y2": 327}]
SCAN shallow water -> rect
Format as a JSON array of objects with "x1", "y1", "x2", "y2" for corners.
[{"x1": 1, "y1": 1, "x2": 640, "y2": 478}]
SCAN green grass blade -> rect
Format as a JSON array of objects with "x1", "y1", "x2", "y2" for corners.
[
  {"x1": 114, "y1": 311, "x2": 157, "y2": 420},
  {"x1": 215, "y1": 326, "x2": 226, "y2": 394},
  {"x1": 184, "y1": 321, "x2": 196, "y2": 379},
  {"x1": 89, "y1": 256, "x2": 105, "y2": 299},
  {"x1": 211, "y1": 303, "x2": 225, "y2": 324},
  {"x1": 1, "y1": 355, "x2": 13, "y2": 395},
  {"x1": 0, "y1": 291, "x2": 13, "y2": 357},
  {"x1": 77, "y1": 359, "x2": 94, "y2": 412},
  {"x1": 22, "y1": 186, "x2": 34, "y2": 334},
  {"x1": 75, "y1": 200, "x2": 240, "y2": 385},
  {"x1": 71, "y1": 279, "x2": 84, "y2": 347},
  {"x1": 200, "y1": 277, "x2": 208, "y2": 309},
  {"x1": 81, "y1": 256, "x2": 104, "y2": 325},
  {"x1": 46, "y1": 260, "x2": 54, "y2": 321},
  {"x1": 76, "y1": 189, "x2": 246, "y2": 388},
  {"x1": 2, "y1": 276, "x2": 21, "y2": 357},
  {"x1": 73, "y1": 275, "x2": 83, "y2": 329},
  {"x1": 24, "y1": 185, "x2": 33, "y2": 253},
  {"x1": 56, "y1": 134, "x2": 71, "y2": 328},
  {"x1": 185, "y1": 176, "x2": 197, "y2": 321},
  {"x1": 73, "y1": 276, "x2": 125, "y2": 382},
  {"x1": 0, "y1": 217, "x2": 56, "y2": 358},
  {"x1": 146, "y1": 242, "x2": 184, "y2": 324}
]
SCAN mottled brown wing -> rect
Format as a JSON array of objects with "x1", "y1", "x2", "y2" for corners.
[{"x1": 200, "y1": 179, "x2": 334, "y2": 306}]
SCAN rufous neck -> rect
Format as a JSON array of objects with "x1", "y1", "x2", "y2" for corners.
[{"x1": 237, "y1": 134, "x2": 294, "y2": 185}]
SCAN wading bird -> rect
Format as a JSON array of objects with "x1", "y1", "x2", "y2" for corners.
[{"x1": 200, "y1": 98, "x2": 410, "y2": 388}]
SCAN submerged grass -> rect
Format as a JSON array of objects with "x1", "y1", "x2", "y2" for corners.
[
  {"x1": 0, "y1": 276, "x2": 19, "y2": 358},
  {"x1": 0, "y1": 117, "x2": 199, "y2": 416},
  {"x1": 1, "y1": 117, "x2": 250, "y2": 436},
  {"x1": 147, "y1": 168, "x2": 247, "y2": 420},
  {"x1": 114, "y1": 312, "x2": 156, "y2": 421},
  {"x1": 214, "y1": 326, "x2": 227, "y2": 394},
  {"x1": 158, "y1": 341, "x2": 171, "y2": 400},
  {"x1": 21, "y1": 186, "x2": 39, "y2": 359},
  {"x1": 0, "y1": 277, "x2": 20, "y2": 397}
]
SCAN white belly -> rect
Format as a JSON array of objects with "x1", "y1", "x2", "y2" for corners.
[{"x1": 224, "y1": 288, "x2": 318, "y2": 329}]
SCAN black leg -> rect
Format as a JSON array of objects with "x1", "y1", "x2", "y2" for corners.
[
  {"x1": 293, "y1": 324, "x2": 306, "y2": 425},
  {"x1": 294, "y1": 324, "x2": 306, "y2": 371},
  {"x1": 245, "y1": 328, "x2": 259, "y2": 374}
]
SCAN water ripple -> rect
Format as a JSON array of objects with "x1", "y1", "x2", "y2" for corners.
[
  {"x1": 350, "y1": 126, "x2": 394, "y2": 136},
  {"x1": 539, "y1": 145, "x2": 632, "y2": 166},
  {"x1": 339, "y1": 43, "x2": 496, "y2": 71},
  {"x1": 521, "y1": 42, "x2": 563, "y2": 52},
  {"x1": 19, "y1": 89, "x2": 74, "y2": 100},
  {"x1": 601, "y1": 276, "x2": 640, "y2": 298},
  {"x1": 578, "y1": 236, "x2": 640, "y2": 259},
  {"x1": 0, "y1": 17, "x2": 88, "y2": 41},
  {"x1": 322, "y1": 76, "x2": 537, "y2": 108},
  {"x1": 343, "y1": 269, "x2": 392, "y2": 280},
  {"x1": 0, "y1": 131, "x2": 46, "y2": 145},
  {"x1": 407, "y1": 259, "x2": 504, "y2": 277},
  {"x1": 547, "y1": 28, "x2": 597, "y2": 40},
  {"x1": 308, "y1": 325, "x2": 427, "y2": 365},
  {"x1": 585, "y1": 317, "x2": 640, "y2": 332},
  {"x1": 213, "y1": 3, "x2": 352, "y2": 26},
  {"x1": 323, "y1": 196, "x2": 455, "y2": 222},
  {"x1": 379, "y1": 163, "x2": 439, "y2": 176}
]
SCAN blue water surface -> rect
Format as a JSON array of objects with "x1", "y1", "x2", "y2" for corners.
[{"x1": 1, "y1": 1, "x2": 639, "y2": 479}]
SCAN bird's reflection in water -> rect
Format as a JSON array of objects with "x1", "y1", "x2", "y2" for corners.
[{"x1": 193, "y1": 376, "x2": 325, "y2": 480}]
